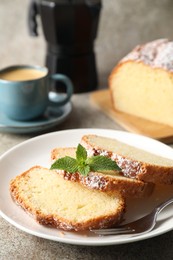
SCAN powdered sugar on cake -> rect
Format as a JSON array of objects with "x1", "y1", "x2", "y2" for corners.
[
  {"x1": 121, "y1": 38, "x2": 173, "y2": 72},
  {"x1": 112, "y1": 154, "x2": 142, "y2": 178},
  {"x1": 56, "y1": 169, "x2": 109, "y2": 190},
  {"x1": 88, "y1": 147, "x2": 143, "y2": 179},
  {"x1": 83, "y1": 173, "x2": 109, "y2": 190}
]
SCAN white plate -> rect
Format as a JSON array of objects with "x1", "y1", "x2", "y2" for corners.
[{"x1": 0, "y1": 128, "x2": 173, "y2": 246}]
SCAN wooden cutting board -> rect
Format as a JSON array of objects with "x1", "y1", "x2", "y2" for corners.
[{"x1": 90, "y1": 89, "x2": 173, "y2": 144}]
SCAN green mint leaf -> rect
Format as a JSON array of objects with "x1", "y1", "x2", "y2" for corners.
[
  {"x1": 50, "y1": 156, "x2": 78, "y2": 173},
  {"x1": 76, "y1": 144, "x2": 87, "y2": 162},
  {"x1": 86, "y1": 155, "x2": 121, "y2": 172},
  {"x1": 50, "y1": 144, "x2": 121, "y2": 176},
  {"x1": 77, "y1": 164, "x2": 90, "y2": 176}
]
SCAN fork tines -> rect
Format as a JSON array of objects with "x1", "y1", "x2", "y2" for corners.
[{"x1": 90, "y1": 226, "x2": 135, "y2": 236}]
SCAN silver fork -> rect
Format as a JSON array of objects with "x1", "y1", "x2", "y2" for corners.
[{"x1": 91, "y1": 196, "x2": 173, "y2": 236}]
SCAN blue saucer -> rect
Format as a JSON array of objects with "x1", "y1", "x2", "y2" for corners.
[{"x1": 0, "y1": 102, "x2": 72, "y2": 134}]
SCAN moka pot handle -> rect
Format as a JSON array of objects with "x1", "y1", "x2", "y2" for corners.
[{"x1": 28, "y1": 0, "x2": 39, "y2": 37}]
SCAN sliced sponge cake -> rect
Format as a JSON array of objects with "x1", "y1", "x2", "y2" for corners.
[
  {"x1": 81, "y1": 134, "x2": 173, "y2": 184},
  {"x1": 51, "y1": 147, "x2": 153, "y2": 198},
  {"x1": 10, "y1": 166, "x2": 125, "y2": 231}
]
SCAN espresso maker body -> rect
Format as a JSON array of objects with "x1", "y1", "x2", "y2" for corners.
[{"x1": 28, "y1": 0, "x2": 102, "y2": 93}]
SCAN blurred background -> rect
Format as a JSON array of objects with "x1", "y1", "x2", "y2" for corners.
[{"x1": 1, "y1": 0, "x2": 173, "y2": 89}]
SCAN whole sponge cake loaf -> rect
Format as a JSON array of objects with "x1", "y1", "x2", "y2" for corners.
[
  {"x1": 81, "y1": 135, "x2": 173, "y2": 184},
  {"x1": 10, "y1": 166, "x2": 125, "y2": 231},
  {"x1": 51, "y1": 147, "x2": 153, "y2": 198},
  {"x1": 109, "y1": 39, "x2": 173, "y2": 127}
]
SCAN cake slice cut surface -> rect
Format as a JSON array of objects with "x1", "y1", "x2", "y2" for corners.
[
  {"x1": 10, "y1": 166, "x2": 125, "y2": 231},
  {"x1": 109, "y1": 38, "x2": 173, "y2": 127}
]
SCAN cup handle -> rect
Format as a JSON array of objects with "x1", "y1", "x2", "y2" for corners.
[{"x1": 48, "y1": 74, "x2": 73, "y2": 106}]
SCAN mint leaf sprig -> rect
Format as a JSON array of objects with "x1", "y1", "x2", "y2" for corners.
[{"x1": 50, "y1": 144, "x2": 121, "y2": 176}]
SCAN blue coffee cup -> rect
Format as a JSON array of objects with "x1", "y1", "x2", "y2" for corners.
[{"x1": 0, "y1": 65, "x2": 73, "y2": 121}]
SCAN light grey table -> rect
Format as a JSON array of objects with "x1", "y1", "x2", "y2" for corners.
[{"x1": 0, "y1": 93, "x2": 173, "y2": 260}]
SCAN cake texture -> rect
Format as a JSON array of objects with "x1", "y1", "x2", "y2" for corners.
[
  {"x1": 109, "y1": 38, "x2": 173, "y2": 127},
  {"x1": 51, "y1": 147, "x2": 153, "y2": 198},
  {"x1": 10, "y1": 166, "x2": 125, "y2": 231},
  {"x1": 81, "y1": 134, "x2": 173, "y2": 185}
]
